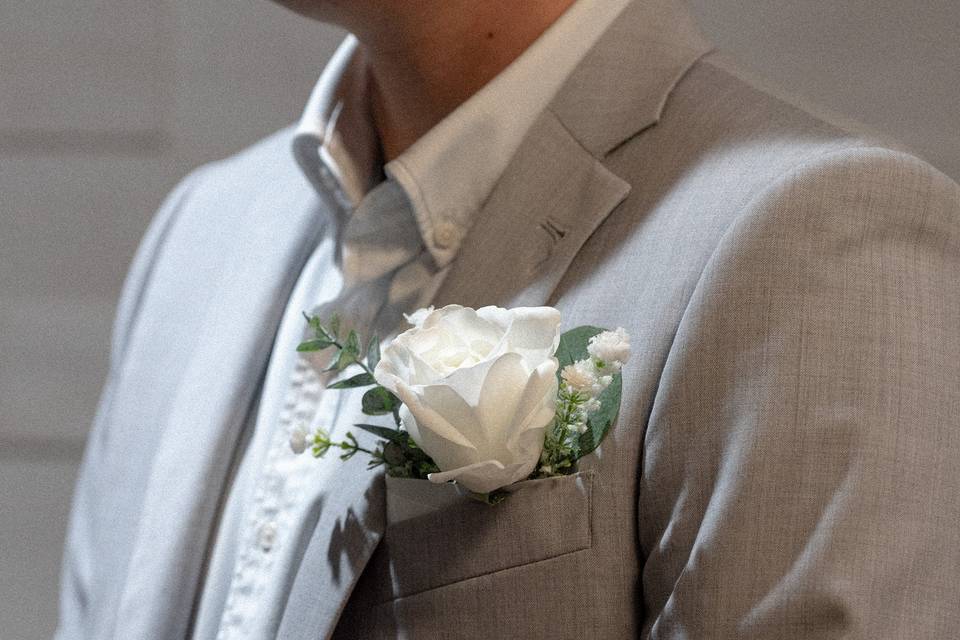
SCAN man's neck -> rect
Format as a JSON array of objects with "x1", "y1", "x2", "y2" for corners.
[{"x1": 343, "y1": 0, "x2": 576, "y2": 161}]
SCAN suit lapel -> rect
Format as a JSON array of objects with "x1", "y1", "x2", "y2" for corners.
[
  {"x1": 433, "y1": 0, "x2": 712, "y2": 310},
  {"x1": 280, "y1": 1, "x2": 713, "y2": 637},
  {"x1": 432, "y1": 110, "x2": 630, "y2": 310},
  {"x1": 112, "y1": 185, "x2": 327, "y2": 640}
]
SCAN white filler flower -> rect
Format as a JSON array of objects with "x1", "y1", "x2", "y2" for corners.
[
  {"x1": 375, "y1": 305, "x2": 561, "y2": 494},
  {"x1": 561, "y1": 359, "x2": 602, "y2": 395},
  {"x1": 587, "y1": 327, "x2": 631, "y2": 370}
]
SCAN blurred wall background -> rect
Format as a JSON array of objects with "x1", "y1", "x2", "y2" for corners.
[{"x1": 1, "y1": 1, "x2": 957, "y2": 637}]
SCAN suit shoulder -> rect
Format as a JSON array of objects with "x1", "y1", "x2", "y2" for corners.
[
  {"x1": 698, "y1": 53, "x2": 899, "y2": 144},
  {"x1": 615, "y1": 49, "x2": 958, "y2": 231},
  {"x1": 638, "y1": 49, "x2": 939, "y2": 181}
]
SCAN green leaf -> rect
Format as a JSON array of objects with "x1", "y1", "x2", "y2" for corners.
[
  {"x1": 324, "y1": 348, "x2": 351, "y2": 372},
  {"x1": 302, "y1": 312, "x2": 329, "y2": 339},
  {"x1": 574, "y1": 372, "x2": 622, "y2": 459},
  {"x1": 554, "y1": 325, "x2": 604, "y2": 377},
  {"x1": 297, "y1": 338, "x2": 335, "y2": 352},
  {"x1": 366, "y1": 335, "x2": 381, "y2": 371},
  {"x1": 328, "y1": 314, "x2": 341, "y2": 340},
  {"x1": 325, "y1": 330, "x2": 362, "y2": 372},
  {"x1": 353, "y1": 423, "x2": 409, "y2": 445},
  {"x1": 328, "y1": 372, "x2": 376, "y2": 389},
  {"x1": 361, "y1": 386, "x2": 400, "y2": 416},
  {"x1": 345, "y1": 330, "x2": 360, "y2": 357}
]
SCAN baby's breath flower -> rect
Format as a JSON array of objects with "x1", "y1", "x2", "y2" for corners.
[
  {"x1": 561, "y1": 359, "x2": 599, "y2": 394},
  {"x1": 596, "y1": 375, "x2": 613, "y2": 392},
  {"x1": 588, "y1": 327, "x2": 631, "y2": 370}
]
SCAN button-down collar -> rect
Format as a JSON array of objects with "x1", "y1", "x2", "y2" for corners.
[{"x1": 293, "y1": 0, "x2": 631, "y2": 268}]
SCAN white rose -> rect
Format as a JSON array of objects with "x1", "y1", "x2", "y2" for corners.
[
  {"x1": 374, "y1": 305, "x2": 561, "y2": 494},
  {"x1": 403, "y1": 306, "x2": 435, "y2": 328}
]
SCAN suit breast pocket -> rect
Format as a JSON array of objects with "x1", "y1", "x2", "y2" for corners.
[{"x1": 362, "y1": 470, "x2": 595, "y2": 602}]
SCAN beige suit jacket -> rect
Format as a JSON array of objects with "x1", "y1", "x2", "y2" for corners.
[{"x1": 58, "y1": 1, "x2": 960, "y2": 638}]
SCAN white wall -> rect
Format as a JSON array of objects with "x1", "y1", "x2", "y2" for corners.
[
  {"x1": 687, "y1": 0, "x2": 960, "y2": 181},
  {"x1": 1, "y1": 2, "x2": 957, "y2": 638}
]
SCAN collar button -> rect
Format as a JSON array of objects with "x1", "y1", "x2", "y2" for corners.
[{"x1": 432, "y1": 221, "x2": 460, "y2": 251}]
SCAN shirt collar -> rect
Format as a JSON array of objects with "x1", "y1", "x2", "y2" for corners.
[
  {"x1": 293, "y1": 35, "x2": 381, "y2": 212},
  {"x1": 293, "y1": 0, "x2": 631, "y2": 268}
]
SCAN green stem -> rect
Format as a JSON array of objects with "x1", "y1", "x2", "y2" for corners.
[{"x1": 328, "y1": 337, "x2": 375, "y2": 377}]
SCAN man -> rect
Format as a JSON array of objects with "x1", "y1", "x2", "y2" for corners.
[{"x1": 57, "y1": 0, "x2": 960, "y2": 637}]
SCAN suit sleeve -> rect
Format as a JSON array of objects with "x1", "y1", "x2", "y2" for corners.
[
  {"x1": 55, "y1": 168, "x2": 203, "y2": 637},
  {"x1": 639, "y1": 147, "x2": 960, "y2": 638}
]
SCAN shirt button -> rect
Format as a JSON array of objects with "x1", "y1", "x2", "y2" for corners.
[
  {"x1": 432, "y1": 222, "x2": 460, "y2": 251},
  {"x1": 257, "y1": 522, "x2": 277, "y2": 552}
]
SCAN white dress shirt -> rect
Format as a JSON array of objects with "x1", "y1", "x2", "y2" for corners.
[{"x1": 190, "y1": 1, "x2": 630, "y2": 637}]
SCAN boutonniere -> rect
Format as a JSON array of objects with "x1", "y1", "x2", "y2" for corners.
[{"x1": 290, "y1": 305, "x2": 630, "y2": 504}]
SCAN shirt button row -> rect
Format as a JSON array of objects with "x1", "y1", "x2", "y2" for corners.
[{"x1": 257, "y1": 521, "x2": 277, "y2": 552}]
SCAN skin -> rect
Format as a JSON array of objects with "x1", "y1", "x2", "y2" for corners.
[{"x1": 271, "y1": 0, "x2": 577, "y2": 161}]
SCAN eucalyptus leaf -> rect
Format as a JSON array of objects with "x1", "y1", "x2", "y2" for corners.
[
  {"x1": 554, "y1": 325, "x2": 603, "y2": 376},
  {"x1": 297, "y1": 338, "x2": 334, "y2": 352},
  {"x1": 328, "y1": 372, "x2": 376, "y2": 389},
  {"x1": 361, "y1": 386, "x2": 400, "y2": 416}
]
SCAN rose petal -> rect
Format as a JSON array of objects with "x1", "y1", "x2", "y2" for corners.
[
  {"x1": 429, "y1": 354, "x2": 499, "y2": 406},
  {"x1": 502, "y1": 359, "x2": 558, "y2": 452},
  {"x1": 500, "y1": 307, "x2": 562, "y2": 353},
  {"x1": 477, "y1": 306, "x2": 561, "y2": 370},
  {"x1": 393, "y1": 381, "x2": 478, "y2": 468},
  {"x1": 435, "y1": 306, "x2": 503, "y2": 349},
  {"x1": 474, "y1": 353, "x2": 538, "y2": 451},
  {"x1": 427, "y1": 458, "x2": 536, "y2": 494}
]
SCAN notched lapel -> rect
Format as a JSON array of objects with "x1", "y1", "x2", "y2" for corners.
[
  {"x1": 433, "y1": 0, "x2": 713, "y2": 311},
  {"x1": 433, "y1": 110, "x2": 630, "y2": 311}
]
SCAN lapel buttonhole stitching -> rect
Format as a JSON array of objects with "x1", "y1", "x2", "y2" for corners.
[{"x1": 533, "y1": 217, "x2": 569, "y2": 270}]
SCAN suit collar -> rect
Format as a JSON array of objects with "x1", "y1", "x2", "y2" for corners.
[
  {"x1": 432, "y1": 0, "x2": 712, "y2": 309},
  {"x1": 549, "y1": 0, "x2": 713, "y2": 157},
  {"x1": 431, "y1": 110, "x2": 631, "y2": 310}
]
